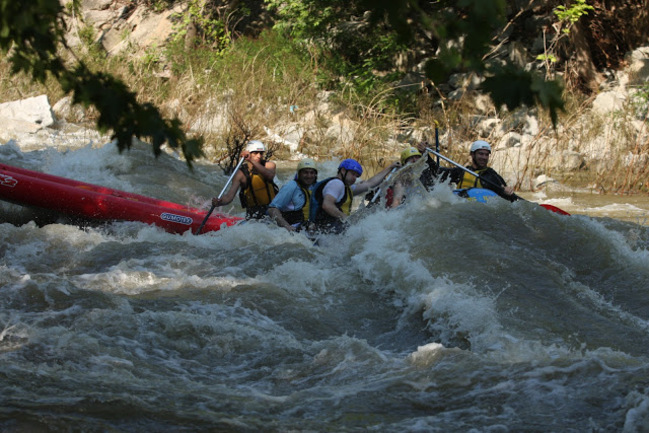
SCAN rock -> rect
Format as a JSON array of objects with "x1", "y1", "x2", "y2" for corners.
[
  {"x1": 475, "y1": 118, "x2": 500, "y2": 137},
  {"x1": 103, "y1": 4, "x2": 184, "y2": 54},
  {"x1": 84, "y1": 0, "x2": 113, "y2": 9},
  {"x1": 561, "y1": 151, "x2": 585, "y2": 171},
  {"x1": 448, "y1": 72, "x2": 483, "y2": 90},
  {"x1": 447, "y1": 88, "x2": 465, "y2": 101},
  {"x1": 0, "y1": 95, "x2": 55, "y2": 127},
  {"x1": 263, "y1": 125, "x2": 301, "y2": 154},
  {"x1": 474, "y1": 94, "x2": 493, "y2": 115},
  {"x1": 625, "y1": 47, "x2": 649, "y2": 84},
  {"x1": 498, "y1": 132, "x2": 523, "y2": 148},
  {"x1": 0, "y1": 118, "x2": 44, "y2": 142},
  {"x1": 522, "y1": 115, "x2": 539, "y2": 136},
  {"x1": 52, "y1": 96, "x2": 87, "y2": 123},
  {"x1": 534, "y1": 174, "x2": 558, "y2": 189},
  {"x1": 592, "y1": 90, "x2": 626, "y2": 114}
]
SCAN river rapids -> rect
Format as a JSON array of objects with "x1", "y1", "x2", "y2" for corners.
[{"x1": 2, "y1": 134, "x2": 649, "y2": 432}]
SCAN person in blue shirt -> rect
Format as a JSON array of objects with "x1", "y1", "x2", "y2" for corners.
[{"x1": 268, "y1": 158, "x2": 318, "y2": 232}]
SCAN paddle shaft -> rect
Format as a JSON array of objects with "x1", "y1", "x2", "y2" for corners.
[
  {"x1": 425, "y1": 148, "x2": 523, "y2": 201},
  {"x1": 435, "y1": 126, "x2": 440, "y2": 167},
  {"x1": 195, "y1": 156, "x2": 245, "y2": 235}
]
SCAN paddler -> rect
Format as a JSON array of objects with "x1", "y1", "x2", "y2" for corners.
[
  {"x1": 311, "y1": 158, "x2": 400, "y2": 234},
  {"x1": 267, "y1": 158, "x2": 318, "y2": 232},
  {"x1": 388, "y1": 147, "x2": 423, "y2": 208},
  {"x1": 437, "y1": 140, "x2": 516, "y2": 201},
  {"x1": 212, "y1": 140, "x2": 278, "y2": 219}
]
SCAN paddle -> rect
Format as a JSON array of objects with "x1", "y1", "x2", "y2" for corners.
[
  {"x1": 434, "y1": 124, "x2": 440, "y2": 167},
  {"x1": 195, "y1": 156, "x2": 245, "y2": 235},
  {"x1": 425, "y1": 148, "x2": 570, "y2": 215}
]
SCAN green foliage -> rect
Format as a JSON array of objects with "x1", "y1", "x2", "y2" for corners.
[
  {"x1": 483, "y1": 65, "x2": 564, "y2": 125},
  {"x1": 141, "y1": 0, "x2": 177, "y2": 13},
  {"x1": 264, "y1": 0, "x2": 566, "y2": 125},
  {"x1": 265, "y1": 0, "x2": 409, "y2": 100},
  {"x1": 630, "y1": 83, "x2": 649, "y2": 119},
  {"x1": 214, "y1": 29, "x2": 318, "y2": 106},
  {"x1": 536, "y1": 53, "x2": 558, "y2": 63},
  {"x1": 2, "y1": 0, "x2": 573, "y2": 166},
  {"x1": 0, "y1": 0, "x2": 65, "y2": 81},
  {"x1": 265, "y1": 0, "x2": 341, "y2": 39},
  {"x1": 64, "y1": 0, "x2": 82, "y2": 16},
  {"x1": 77, "y1": 24, "x2": 106, "y2": 62},
  {"x1": 171, "y1": 0, "x2": 231, "y2": 53},
  {"x1": 555, "y1": 0, "x2": 594, "y2": 34},
  {"x1": 0, "y1": 0, "x2": 202, "y2": 165}
]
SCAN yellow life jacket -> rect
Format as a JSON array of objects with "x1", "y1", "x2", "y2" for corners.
[
  {"x1": 457, "y1": 168, "x2": 487, "y2": 189},
  {"x1": 339, "y1": 184, "x2": 353, "y2": 215},
  {"x1": 300, "y1": 184, "x2": 312, "y2": 221},
  {"x1": 239, "y1": 163, "x2": 278, "y2": 208}
]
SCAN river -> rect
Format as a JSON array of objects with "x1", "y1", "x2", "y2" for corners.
[{"x1": 1, "y1": 130, "x2": 649, "y2": 432}]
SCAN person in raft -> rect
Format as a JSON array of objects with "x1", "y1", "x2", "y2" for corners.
[
  {"x1": 388, "y1": 147, "x2": 423, "y2": 208},
  {"x1": 212, "y1": 140, "x2": 278, "y2": 219},
  {"x1": 267, "y1": 158, "x2": 318, "y2": 232},
  {"x1": 311, "y1": 158, "x2": 400, "y2": 234},
  {"x1": 439, "y1": 140, "x2": 516, "y2": 201}
]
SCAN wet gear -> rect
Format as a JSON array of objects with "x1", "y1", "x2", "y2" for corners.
[
  {"x1": 310, "y1": 177, "x2": 353, "y2": 234},
  {"x1": 245, "y1": 140, "x2": 266, "y2": 153},
  {"x1": 338, "y1": 159, "x2": 363, "y2": 176},
  {"x1": 417, "y1": 154, "x2": 440, "y2": 190},
  {"x1": 441, "y1": 166, "x2": 515, "y2": 202},
  {"x1": 239, "y1": 162, "x2": 279, "y2": 219},
  {"x1": 400, "y1": 147, "x2": 422, "y2": 165},
  {"x1": 274, "y1": 181, "x2": 312, "y2": 225},
  {"x1": 470, "y1": 140, "x2": 491, "y2": 153},
  {"x1": 297, "y1": 158, "x2": 317, "y2": 173}
]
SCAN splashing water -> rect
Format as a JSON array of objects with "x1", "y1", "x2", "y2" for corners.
[{"x1": 2, "y1": 139, "x2": 649, "y2": 432}]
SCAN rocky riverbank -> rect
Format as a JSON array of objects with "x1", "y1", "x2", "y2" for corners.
[{"x1": 2, "y1": 1, "x2": 648, "y2": 193}]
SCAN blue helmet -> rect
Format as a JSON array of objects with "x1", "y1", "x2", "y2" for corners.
[{"x1": 338, "y1": 159, "x2": 363, "y2": 176}]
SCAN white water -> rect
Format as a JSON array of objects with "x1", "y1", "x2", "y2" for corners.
[{"x1": 2, "y1": 130, "x2": 649, "y2": 432}]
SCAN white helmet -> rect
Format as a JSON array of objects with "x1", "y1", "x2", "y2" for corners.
[
  {"x1": 470, "y1": 140, "x2": 491, "y2": 153},
  {"x1": 245, "y1": 140, "x2": 266, "y2": 153}
]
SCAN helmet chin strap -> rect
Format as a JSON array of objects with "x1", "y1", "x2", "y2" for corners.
[{"x1": 339, "y1": 168, "x2": 348, "y2": 183}]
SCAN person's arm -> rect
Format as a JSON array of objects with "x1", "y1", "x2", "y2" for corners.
[
  {"x1": 390, "y1": 182, "x2": 405, "y2": 208},
  {"x1": 268, "y1": 182, "x2": 299, "y2": 231},
  {"x1": 491, "y1": 169, "x2": 514, "y2": 200},
  {"x1": 268, "y1": 207, "x2": 296, "y2": 231},
  {"x1": 483, "y1": 169, "x2": 515, "y2": 199},
  {"x1": 441, "y1": 167, "x2": 462, "y2": 185},
  {"x1": 249, "y1": 157, "x2": 276, "y2": 182},
  {"x1": 416, "y1": 141, "x2": 439, "y2": 171},
  {"x1": 212, "y1": 171, "x2": 243, "y2": 207},
  {"x1": 322, "y1": 194, "x2": 347, "y2": 220},
  {"x1": 495, "y1": 171, "x2": 515, "y2": 196},
  {"x1": 353, "y1": 161, "x2": 400, "y2": 195}
]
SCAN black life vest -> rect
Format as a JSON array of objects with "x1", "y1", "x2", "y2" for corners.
[{"x1": 312, "y1": 177, "x2": 353, "y2": 227}]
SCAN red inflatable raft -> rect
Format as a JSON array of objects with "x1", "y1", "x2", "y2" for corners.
[{"x1": 0, "y1": 163, "x2": 242, "y2": 234}]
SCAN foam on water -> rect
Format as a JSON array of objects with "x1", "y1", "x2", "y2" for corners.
[{"x1": 4, "y1": 138, "x2": 649, "y2": 431}]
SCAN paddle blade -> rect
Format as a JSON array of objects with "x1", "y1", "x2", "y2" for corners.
[{"x1": 539, "y1": 204, "x2": 571, "y2": 215}]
